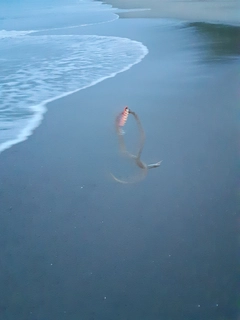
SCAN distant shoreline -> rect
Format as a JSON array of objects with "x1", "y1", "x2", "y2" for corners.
[{"x1": 102, "y1": 0, "x2": 240, "y2": 25}]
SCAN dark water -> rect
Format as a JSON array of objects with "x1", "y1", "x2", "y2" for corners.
[
  {"x1": 0, "y1": 15, "x2": 239, "y2": 320},
  {"x1": 188, "y1": 22, "x2": 240, "y2": 61}
]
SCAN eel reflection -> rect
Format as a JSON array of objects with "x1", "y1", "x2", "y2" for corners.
[{"x1": 111, "y1": 107, "x2": 162, "y2": 184}]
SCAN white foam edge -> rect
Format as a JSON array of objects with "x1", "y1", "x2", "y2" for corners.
[
  {"x1": 0, "y1": 29, "x2": 35, "y2": 38},
  {"x1": 37, "y1": 13, "x2": 119, "y2": 33},
  {"x1": 0, "y1": 37, "x2": 148, "y2": 154},
  {"x1": 116, "y1": 8, "x2": 151, "y2": 13},
  {"x1": 0, "y1": 14, "x2": 119, "y2": 39}
]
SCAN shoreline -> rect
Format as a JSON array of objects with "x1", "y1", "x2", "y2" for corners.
[
  {"x1": 103, "y1": 0, "x2": 240, "y2": 25},
  {"x1": 1, "y1": 0, "x2": 239, "y2": 157},
  {"x1": 0, "y1": 34, "x2": 147, "y2": 155},
  {"x1": 0, "y1": 10, "x2": 239, "y2": 320}
]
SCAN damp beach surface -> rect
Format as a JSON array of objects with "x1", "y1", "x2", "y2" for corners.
[{"x1": 0, "y1": 1, "x2": 239, "y2": 320}]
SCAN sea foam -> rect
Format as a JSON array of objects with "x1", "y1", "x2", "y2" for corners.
[{"x1": 0, "y1": 34, "x2": 148, "y2": 153}]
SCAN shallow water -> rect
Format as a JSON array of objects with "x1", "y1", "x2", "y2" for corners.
[
  {"x1": 0, "y1": 3, "x2": 239, "y2": 320},
  {"x1": 0, "y1": 0, "x2": 149, "y2": 153}
]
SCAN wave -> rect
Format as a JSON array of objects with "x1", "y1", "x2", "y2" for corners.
[
  {"x1": 0, "y1": 13, "x2": 119, "y2": 39},
  {"x1": 0, "y1": 35, "x2": 148, "y2": 153},
  {"x1": 44, "y1": 13, "x2": 119, "y2": 31},
  {"x1": 0, "y1": 29, "x2": 34, "y2": 39}
]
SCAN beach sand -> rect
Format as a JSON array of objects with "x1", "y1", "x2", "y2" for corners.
[
  {"x1": 103, "y1": 0, "x2": 240, "y2": 24},
  {"x1": 0, "y1": 7, "x2": 239, "y2": 320}
]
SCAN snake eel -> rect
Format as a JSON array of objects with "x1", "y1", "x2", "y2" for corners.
[{"x1": 111, "y1": 107, "x2": 162, "y2": 183}]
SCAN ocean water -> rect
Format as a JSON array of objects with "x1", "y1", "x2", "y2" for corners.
[
  {"x1": 0, "y1": 0, "x2": 148, "y2": 153},
  {"x1": 0, "y1": 5, "x2": 239, "y2": 319}
]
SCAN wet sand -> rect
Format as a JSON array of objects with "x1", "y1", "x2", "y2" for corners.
[
  {"x1": 0, "y1": 14, "x2": 239, "y2": 320},
  {"x1": 103, "y1": 0, "x2": 240, "y2": 25}
]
